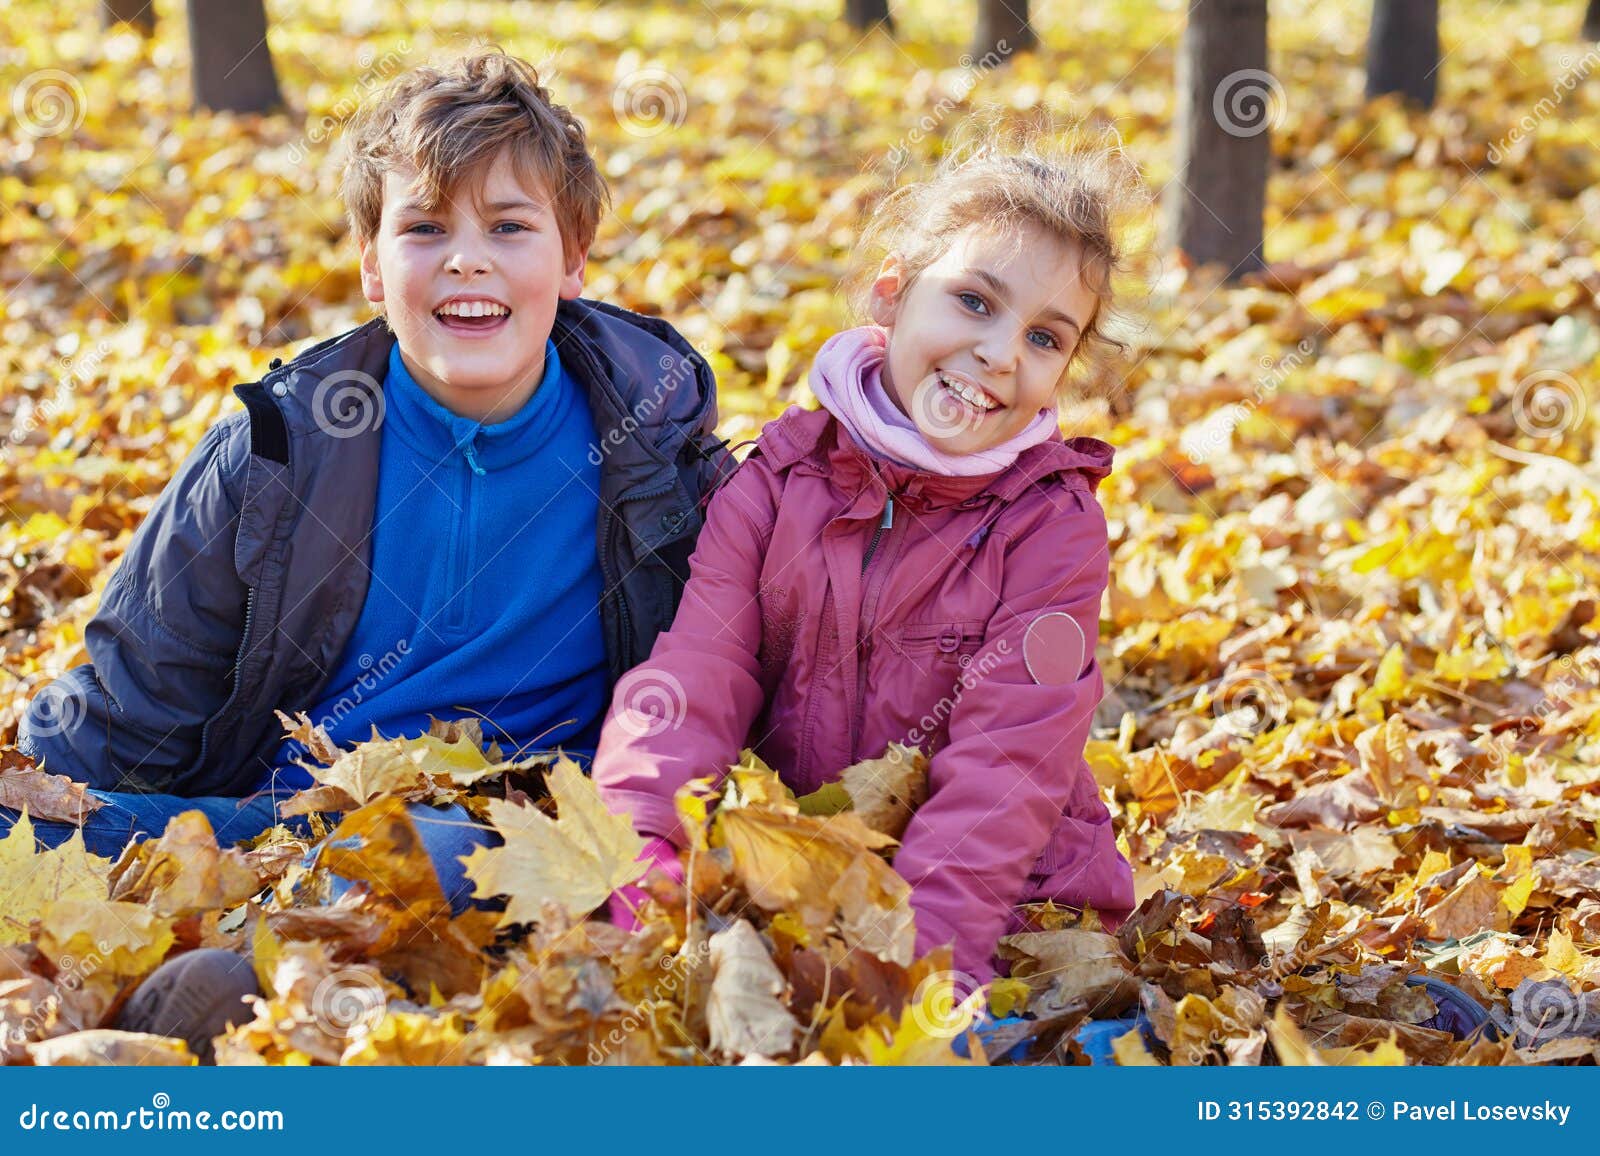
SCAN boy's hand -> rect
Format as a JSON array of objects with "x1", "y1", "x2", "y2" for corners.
[{"x1": 607, "y1": 835, "x2": 684, "y2": 931}]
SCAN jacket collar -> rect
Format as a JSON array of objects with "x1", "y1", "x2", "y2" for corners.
[{"x1": 755, "y1": 405, "x2": 1114, "y2": 510}]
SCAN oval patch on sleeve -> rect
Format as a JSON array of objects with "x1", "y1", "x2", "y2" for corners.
[{"x1": 1022, "y1": 612, "x2": 1088, "y2": 686}]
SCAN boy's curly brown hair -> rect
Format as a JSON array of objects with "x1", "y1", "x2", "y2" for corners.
[{"x1": 340, "y1": 49, "x2": 610, "y2": 273}]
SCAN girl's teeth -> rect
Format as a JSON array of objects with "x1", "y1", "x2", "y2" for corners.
[{"x1": 940, "y1": 374, "x2": 995, "y2": 411}]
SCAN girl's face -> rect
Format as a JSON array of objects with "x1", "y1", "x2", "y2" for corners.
[{"x1": 868, "y1": 221, "x2": 1099, "y2": 455}]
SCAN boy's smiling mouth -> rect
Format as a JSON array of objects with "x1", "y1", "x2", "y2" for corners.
[{"x1": 433, "y1": 295, "x2": 512, "y2": 336}]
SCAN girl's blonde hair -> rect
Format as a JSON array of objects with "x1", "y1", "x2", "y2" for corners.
[{"x1": 847, "y1": 115, "x2": 1153, "y2": 399}]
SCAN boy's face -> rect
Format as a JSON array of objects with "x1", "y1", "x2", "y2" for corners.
[{"x1": 358, "y1": 150, "x2": 586, "y2": 422}]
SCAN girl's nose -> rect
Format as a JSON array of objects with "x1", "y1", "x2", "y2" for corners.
[{"x1": 973, "y1": 331, "x2": 1020, "y2": 375}]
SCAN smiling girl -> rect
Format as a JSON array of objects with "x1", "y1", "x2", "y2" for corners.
[{"x1": 593, "y1": 128, "x2": 1149, "y2": 984}]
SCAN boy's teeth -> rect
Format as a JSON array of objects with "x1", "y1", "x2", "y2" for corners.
[{"x1": 437, "y1": 301, "x2": 508, "y2": 318}]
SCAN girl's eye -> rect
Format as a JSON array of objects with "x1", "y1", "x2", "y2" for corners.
[
  {"x1": 405, "y1": 222, "x2": 442, "y2": 235},
  {"x1": 1028, "y1": 329, "x2": 1062, "y2": 350},
  {"x1": 957, "y1": 291, "x2": 988, "y2": 314},
  {"x1": 493, "y1": 222, "x2": 528, "y2": 234}
]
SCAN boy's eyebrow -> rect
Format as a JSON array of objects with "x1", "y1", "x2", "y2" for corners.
[
  {"x1": 392, "y1": 197, "x2": 546, "y2": 214},
  {"x1": 965, "y1": 267, "x2": 1081, "y2": 333}
]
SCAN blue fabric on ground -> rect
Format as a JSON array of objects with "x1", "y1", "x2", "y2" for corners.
[{"x1": 0, "y1": 789, "x2": 306, "y2": 857}]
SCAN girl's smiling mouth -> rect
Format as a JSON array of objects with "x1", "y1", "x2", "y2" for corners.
[{"x1": 935, "y1": 369, "x2": 1003, "y2": 413}]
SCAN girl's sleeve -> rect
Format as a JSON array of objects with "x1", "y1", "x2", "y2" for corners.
[
  {"x1": 592, "y1": 454, "x2": 781, "y2": 846},
  {"x1": 890, "y1": 487, "x2": 1117, "y2": 983}
]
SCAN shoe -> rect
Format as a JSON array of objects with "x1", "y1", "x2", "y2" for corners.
[
  {"x1": 115, "y1": 949, "x2": 260, "y2": 1064},
  {"x1": 1404, "y1": 974, "x2": 1502, "y2": 1041}
]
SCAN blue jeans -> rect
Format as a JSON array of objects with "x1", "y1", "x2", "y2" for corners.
[{"x1": 0, "y1": 789, "x2": 499, "y2": 916}]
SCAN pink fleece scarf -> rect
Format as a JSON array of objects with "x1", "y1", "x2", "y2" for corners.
[{"x1": 808, "y1": 326, "x2": 1059, "y2": 477}]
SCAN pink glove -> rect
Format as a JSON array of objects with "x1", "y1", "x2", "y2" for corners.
[{"x1": 607, "y1": 836, "x2": 685, "y2": 931}]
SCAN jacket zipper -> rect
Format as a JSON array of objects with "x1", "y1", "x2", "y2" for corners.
[
  {"x1": 860, "y1": 495, "x2": 893, "y2": 573},
  {"x1": 194, "y1": 585, "x2": 256, "y2": 774},
  {"x1": 446, "y1": 438, "x2": 484, "y2": 632},
  {"x1": 851, "y1": 493, "x2": 899, "y2": 758}
]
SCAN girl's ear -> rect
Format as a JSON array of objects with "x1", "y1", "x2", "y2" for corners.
[
  {"x1": 867, "y1": 255, "x2": 904, "y2": 327},
  {"x1": 358, "y1": 238, "x2": 385, "y2": 305}
]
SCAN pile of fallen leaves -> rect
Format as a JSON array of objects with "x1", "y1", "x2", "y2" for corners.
[
  {"x1": 1, "y1": 725, "x2": 991, "y2": 1065},
  {"x1": 2, "y1": 0, "x2": 1600, "y2": 1063}
]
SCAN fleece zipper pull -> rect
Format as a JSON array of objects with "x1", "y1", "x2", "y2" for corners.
[{"x1": 462, "y1": 438, "x2": 486, "y2": 477}]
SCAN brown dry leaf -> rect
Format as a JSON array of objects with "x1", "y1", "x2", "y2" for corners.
[
  {"x1": 1260, "y1": 771, "x2": 1385, "y2": 830},
  {"x1": 995, "y1": 930, "x2": 1138, "y2": 1015},
  {"x1": 850, "y1": 975, "x2": 986, "y2": 1066},
  {"x1": 1423, "y1": 865, "x2": 1510, "y2": 940},
  {"x1": 837, "y1": 743, "x2": 929, "y2": 841},
  {"x1": 1355, "y1": 714, "x2": 1429, "y2": 809},
  {"x1": 0, "y1": 753, "x2": 103, "y2": 824},
  {"x1": 828, "y1": 851, "x2": 916, "y2": 966},
  {"x1": 1268, "y1": 1004, "x2": 1407, "y2": 1066},
  {"x1": 707, "y1": 919, "x2": 800, "y2": 1060}
]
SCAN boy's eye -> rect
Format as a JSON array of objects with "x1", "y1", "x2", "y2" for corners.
[
  {"x1": 957, "y1": 291, "x2": 988, "y2": 314},
  {"x1": 1028, "y1": 329, "x2": 1061, "y2": 350},
  {"x1": 405, "y1": 222, "x2": 442, "y2": 234},
  {"x1": 493, "y1": 222, "x2": 528, "y2": 234}
]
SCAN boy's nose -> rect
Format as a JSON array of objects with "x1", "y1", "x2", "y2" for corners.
[{"x1": 445, "y1": 248, "x2": 491, "y2": 275}]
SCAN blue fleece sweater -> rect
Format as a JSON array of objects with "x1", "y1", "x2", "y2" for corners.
[{"x1": 259, "y1": 340, "x2": 609, "y2": 792}]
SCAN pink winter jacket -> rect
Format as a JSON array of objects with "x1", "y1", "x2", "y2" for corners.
[{"x1": 592, "y1": 405, "x2": 1135, "y2": 981}]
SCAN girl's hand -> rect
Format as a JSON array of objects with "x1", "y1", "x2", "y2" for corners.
[{"x1": 606, "y1": 835, "x2": 685, "y2": 931}]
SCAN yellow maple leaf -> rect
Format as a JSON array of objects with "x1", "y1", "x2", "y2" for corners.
[
  {"x1": 0, "y1": 809, "x2": 111, "y2": 946},
  {"x1": 36, "y1": 899, "x2": 175, "y2": 978},
  {"x1": 462, "y1": 757, "x2": 646, "y2": 927}
]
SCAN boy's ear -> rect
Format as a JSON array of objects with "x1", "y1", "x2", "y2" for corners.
[
  {"x1": 559, "y1": 250, "x2": 588, "y2": 301},
  {"x1": 358, "y1": 237, "x2": 385, "y2": 305},
  {"x1": 867, "y1": 256, "x2": 903, "y2": 327}
]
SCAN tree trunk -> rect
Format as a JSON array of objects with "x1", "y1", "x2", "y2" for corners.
[
  {"x1": 186, "y1": 0, "x2": 283, "y2": 114},
  {"x1": 1585, "y1": 0, "x2": 1600, "y2": 41},
  {"x1": 971, "y1": 0, "x2": 1037, "y2": 61},
  {"x1": 1365, "y1": 0, "x2": 1439, "y2": 108},
  {"x1": 1164, "y1": 0, "x2": 1270, "y2": 279},
  {"x1": 101, "y1": 0, "x2": 155, "y2": 35},
  {"x1": 843, "y1": 0, "x2": 893, "y2": 34}
]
